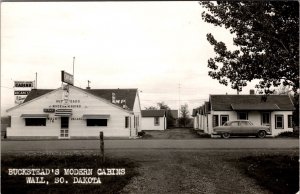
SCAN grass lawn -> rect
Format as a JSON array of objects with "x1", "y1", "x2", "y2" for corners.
[
  {"x1": 1, "y1": 153, "x2": 139, "y2": 194},
  {"x1": 233, "y1": 155, "x2": 299, "y2": 194}
]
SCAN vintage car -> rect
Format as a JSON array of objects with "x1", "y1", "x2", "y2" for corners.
[{"x1": 212, "y1": 120, "x2": 271, "y2": 138}]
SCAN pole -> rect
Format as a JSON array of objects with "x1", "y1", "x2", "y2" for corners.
[
  {"x1": 35, "y1": 72, "x2": 37, "y2": 89},
  {"x1": 100, "y1": 132, "x2": 104, "y2": 163},
  {"x1": 73, "y1": 57, "x2": 75, "y2": 85}
]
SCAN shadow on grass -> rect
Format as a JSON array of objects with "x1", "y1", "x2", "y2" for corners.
[
  {"x1": 231, "y1": 155, "x2": 299, "y2": 194},
  {"x1": 1, "y1": 153, "x2": 139, "y2": 194}
]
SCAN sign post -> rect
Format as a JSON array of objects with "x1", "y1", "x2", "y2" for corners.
[{"x1": 100, "y1": 132, "x2": 105, "y2": 164}]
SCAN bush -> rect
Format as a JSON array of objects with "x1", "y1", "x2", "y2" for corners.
[
  {"x1": 138, "y1": 131, "x2": 146, "y2": 137},
  {"x1": 276, "y1": 131, "x2": 299, "y2": 138}
]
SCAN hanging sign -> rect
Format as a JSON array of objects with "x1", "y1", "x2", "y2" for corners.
[
  {"x1": 14, "y1": 91, "x2": 31, "y2": 95},
  {"x1": 61, "y1": 71, "x2": 74, "y2": 85},
  {"x1": 14, "y1": 81, "x2": 34, "y2": 88}
]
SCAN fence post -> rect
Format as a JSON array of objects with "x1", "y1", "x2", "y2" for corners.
[{"x1": 100, "y1": 132, "x2": 105, "y2": 163}]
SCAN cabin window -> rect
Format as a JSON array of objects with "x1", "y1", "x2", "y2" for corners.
[
  {"x1": 220, "y1": 115, "x2": 229, "y2": 126},
  {"x1": 154, "y1": 117, "x2": 160, "y2": 126},
  {"x1": 125, "y1": 116, "x2": 129, "y2": 128},
  {"x1": 212, "y1": 115, "x2": 219, "y2": 127},
  {"x1": 288, "y1": 115, "x2": 293, "y2": 128},
  {"x1": 261, "y1": 112, "x2": 270, "y2": 125},
  {"x1": 237, "y1": 112, "x2": 248, "y2": 120},
  {"x1": 86, "y1": 119, "x2": 107, "y2": 126},
  {"x1": 25, "y1": 118, "x2": 46, "y2": 126},
  {"x1": 275, "y1": 115, "x2": 284, "y2": 129}
]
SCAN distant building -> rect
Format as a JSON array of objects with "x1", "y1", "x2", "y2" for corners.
[
  {"x1": 141, "y1": 110, "x2": 167, "y2": 130},
  {"x1": 193, "y1": 92, "x2": 294, "y2": 136},
  {"x1": 6, "y1": 85, "x2": 142, "y2": 139}
]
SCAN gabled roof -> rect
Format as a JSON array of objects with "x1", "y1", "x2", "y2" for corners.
[
  {"x1": 141, "y1": 110, "x2": 166, "y2": 117},
  {"x1": 84, "y1": 89, "x2": 137, "y2": 111},
  {"x1": 210, "y1": 95, "x2": 294, "y2": 111},
  {"x1": 22, "y1": 87, "x2": 137, "y2": 111},
  {"x1": 24, "y1": 89, "x2": 54, "y2": 103}
]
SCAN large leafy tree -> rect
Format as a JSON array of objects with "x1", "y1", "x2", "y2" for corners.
[{"x1": 200, "y1": 1, "x2": 299, "y2": 94}]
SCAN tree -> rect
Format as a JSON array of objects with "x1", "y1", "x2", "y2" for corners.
[
  {"x1": 179, "y1": 103, "x2": 190, "y2": 127},
  {"x1": 144, "y1": 106, "x2": 158, "y2": 110},
  {"x1": 200, "y1": 1, "x2": 299, "y2": 94},
  {"x1": 157, "y1": 102, "x2": 176, "y2": 128}
]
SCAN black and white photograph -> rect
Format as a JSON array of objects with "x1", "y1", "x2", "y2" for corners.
[{"x1": 1, "y1": 1, "x2": 299, "y2": 193}]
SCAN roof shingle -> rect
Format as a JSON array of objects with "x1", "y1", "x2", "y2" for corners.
[{"x1": 210, "y1": 95, "x2": 294, "y2": 111}]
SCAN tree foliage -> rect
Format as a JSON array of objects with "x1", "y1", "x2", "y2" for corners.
[
  {"x1": 179, "y1": 103, "x2": 190, "y2": 127},
  {"x1": 200, "y1": 1, "x2": 299, "y2": 94}
]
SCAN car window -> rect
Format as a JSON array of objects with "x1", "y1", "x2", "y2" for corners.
[
  {"x1": 239, "y1": 121, "x2": 249, "y2": 126},
  {"x1": 223, "y1": 122, "x2": 229, "y2": 126},
  {"x1": 230, "y1": 122, "x2": 238, "y2": 126}
]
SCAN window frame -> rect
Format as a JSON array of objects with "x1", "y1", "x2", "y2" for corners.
[
  {"x1": 288, "y1": 115, "x2": 293, "y2": 128},
  {"x1": 154, "y1": 117, "x2": 160, "y2": 126},
  {"x1": 125, "y1": 116, "x2": 129, "y2": 128},
  {"x1": 86, "y1": 119, "x2": 108, "y2": 127},
  {"x1": 237, "y1": 112, "x2": 248, "y2": 120},
  {"x1": 212, "y1": 115, "x2": 219, "y2": 127},
  {"x1": 220, "y1": 115, "x2": 229, "y2": 126},
  {"x1": 25, "y1": 118, "x2": 46, "y2": 126},
  {"x1": 275, "y1": 114, "x2": 284, "y2": 129}
]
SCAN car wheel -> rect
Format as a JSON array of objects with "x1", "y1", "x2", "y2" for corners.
[
  {"x1": 257, "y1": 130, "x2": 266, "y2": 138},
  {"x1": 221, "y1": 132, "x2": 230, "y2": 139}
]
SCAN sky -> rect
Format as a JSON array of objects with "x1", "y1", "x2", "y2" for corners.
[{"x1": 1, "y1": 1, "x2": 260, "y2": 116}]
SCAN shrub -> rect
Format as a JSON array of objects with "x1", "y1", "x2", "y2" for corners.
[
  {"x1": 276, "y1": 131, "x2": 299, "y2": 138},
  {"x1": 138, "y1": 131, "x2": 146, "y2": 137}
]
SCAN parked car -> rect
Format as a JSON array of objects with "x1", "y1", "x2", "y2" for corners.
[{"x1": 212, "y1": 120, "x2": 271, "y2": 138}]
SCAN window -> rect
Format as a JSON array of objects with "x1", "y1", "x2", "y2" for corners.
[
  {"x1": 237, "y1": 112, "x2": 248, "y2": 120},
  {"x1": 25, "y1": 118, "x2": 46, "y2": 126},
  {"x1": 220, "y1": 115, "x2": 229, "y2": 126},
  {"x1": 154, "y1": 117, "x2": 160, "y2": 126},
  {"x1": 87, "y1": 119, "x2": 107, "y2": 126},
  {"x1": 288, "y1": 115, "x2": 293, "y2": 128},
  {"x1": 239, "y1": 121, "x2": 250, "y2": 126},
  {"x1": 275, "y1": 115, "x2": 284, "y2": 129},
  {"x1": 125, "y1": 116, "x2": 129, "y2": 128},
  {"x1": 261, "y1": 112, "x2": 270, "y2": 125},
  {"x1": 213, "y1": 115, "x2": 219, "y2": 127},
  {"x1": 230, "y1": 121, "x2": 239, "y2": 127}
]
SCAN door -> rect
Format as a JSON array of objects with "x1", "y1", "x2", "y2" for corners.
[
  {"x1": 60, "y1": 117, "x2": 69, "y2": 138},
  {"x1": 261, "y1": 112, "x2": 271, "y2": 126}
]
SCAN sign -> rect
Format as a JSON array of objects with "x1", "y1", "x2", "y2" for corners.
[
  {"x1": 14, "y1": 81, "x2": 34, "y2": 88},
  {"x1": 14, "y1": 91, "x2": 31, "y2": 95},
  {"x1": 14, "y1": 81, "x2": 34, "y2": 105},
  {"x1": 61, "y1": 71, "x2": 74, "y2": 85},
  {"x1": 43, "y1": 108, "x2": 55, "y2": 113},
  {"x1": 15, "y1": 95, "x2": 27, "y2": 104}
]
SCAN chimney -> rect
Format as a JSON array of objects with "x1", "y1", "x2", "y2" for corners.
[
  {"x1": 86, "y1": 80, "x2": 91, "y2": 89},
  {"x1": 112, "y1": 93, "x2": 116, "y2": 103},
  {"x1": 250, "y1": 89, "x2": 255, "y2": 95}
]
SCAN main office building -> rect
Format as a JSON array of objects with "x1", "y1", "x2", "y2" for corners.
[{"x1": 6, "y1": 85, "x2": 142, "y2": 139}]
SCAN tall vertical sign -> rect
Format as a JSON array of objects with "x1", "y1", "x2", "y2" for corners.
[{"x1": 14, "y1": 81, "x2": 35, "y2": 105}]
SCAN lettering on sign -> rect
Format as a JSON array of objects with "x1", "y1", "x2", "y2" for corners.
[
  {"x1": 43, "y1": 108, "x2": 55, "y2": 113},
  {"x1": 14, "y1": 81, "x2": 34, "y2": 88},
  {"x1": 14, "y1": 91, "x2": 31, "y2": 95},
  {"x1": 61, "y1": 71, "x2": 74, "y2": 85}
]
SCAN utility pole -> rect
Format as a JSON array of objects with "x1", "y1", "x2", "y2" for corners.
[
  {"x1": 73, "y1": 57, "x2": 75, "y2": 85},
  {"x1": 35, "y1": 72, "x2": 37, "y2": 89},
  {"x1": 178, "y1": 82, "x2": 181, "y2": 118}
]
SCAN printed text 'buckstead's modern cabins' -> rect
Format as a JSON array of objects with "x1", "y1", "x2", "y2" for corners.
[{"x1": 6, "y1": 83, "x2": 142, "y2": 139}]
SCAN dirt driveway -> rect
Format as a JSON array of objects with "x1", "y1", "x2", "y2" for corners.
[
  {"x1": 115, "y1": 149, "x2": 297, "y2": 194},
  {"x1": 142, "y1": 128, "x2": 200, "y2": 139}
]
